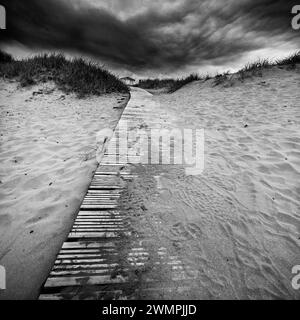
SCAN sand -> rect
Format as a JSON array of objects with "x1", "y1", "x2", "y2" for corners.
[
  {"x1": 154, "y1": 66, "x2": 300, "y2": 298},
  {"x1": 0, "y1": 64, "x2": 299, "y2": 300},
  {"x1": 117, "y1": 66, "x2": 300, "y2": 299},
  {"x1": 0, "y1": 80, "x2": 129, "y2": 299}
]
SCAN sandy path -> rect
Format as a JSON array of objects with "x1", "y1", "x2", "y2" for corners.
[
  {"x1": 101, "y1": 69, "x2": 299, "y2": 299},
  {"x1": 142, "y1": 67, "x2": 300, "y2": 299},
  {"x1": 0, "y1": 80, "x2": 128, "y2": 299}
]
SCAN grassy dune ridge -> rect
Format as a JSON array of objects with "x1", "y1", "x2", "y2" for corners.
[
  {"x1": 0, "y1": 51, "x2": 129, "y2": 97},
  {"x1": 137, "y1": 51, "x2": 300, "y2": 92},
  {"x1": 138, "y1": 73, "x2": 201, "y2": 92}
]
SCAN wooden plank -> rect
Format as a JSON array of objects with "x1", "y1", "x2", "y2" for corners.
[
  {"x1": 84, "y1": 195, "x2": 121, "y2": 198},
  {"x1": 50, "y1": 269, "x2": 113, "y2": 277},
  {"x1": 77, "y1": 210, "x2": 121, "y2": 215},
  {"x1": 94, "y1": 172, "x2": 132, "y2": 176},
  {"x1": 39, "y1": 289, "x2": 124, "y2": 300},
  {"x1": 76, "y1": 217, "x2": 125, "y2": 220},
  {"x1": 62, "y1": 241, "x2": 116, "y2": 249},
  {"x1": 83, "y1": 200, "x2": 120, "y2": 203},
  {"x1": 72, "y1": 226, "x2": 125, "y2": 230},
  {"x1": 52, "y1": 263, "x2": 119, "y2": 271},
  {"x1": 73, "y1": 224, "x2": 124, "y2": 228},
  {"x1": 82, "y1": 199, "x2": 118, "y2": 202},
  {"x1": 84, "y1": 192, "x2": 121, "y2": 195},
  {"x1": 39, "y1": 283, "x2": 195, "y2": 300},
  {"x1": 72, "y1": 222, "x2": 124, "y2": 226},
  {"x1": 59, "y1": 249, "x2": 115, "y2": 254},
  {"x1": 86, "y1": 190, "x2": 122, "y2": 194},
  {"x1": 68, "y1": 232, "x2": 129, "y2": 239},
  {"x1": 84, "y1": 195, "x2": 120, "y2": 198},
  {"x1": 71, "y1": 229, "x2": 126, "y2": 233},
  {"x1": 75, "y1": 220, "x2": 124, "y2": 223},
  {"x1": 57, "y1": 253, "x2": 118, "y2": 259},
  {"x1": 76, "y1": 213, "x2": 123, "y2": 216},
  {"x1": 82, "y1": 201, "x2": 118, "y2": 205},
  {"x1": 55, "y1": 258, "x2": 113, "y2": 264},
  {"x1": 74, "y1": 221, "x2": 124, "y2": 224},
  {"x1": 82, "y1": 198, "x2": 119, "y2": 202},
  {"x1": 88, "y1": 186, "x2": 123, "y2": 190},
  {"x1": 80, "y1": 205, "x2": 118, "y2": 210},
  {"x1": 97, "y1": 164, "x2": 128, "y2": 169},
  {"x1": 44, "y1": 275, "x2": 127, "y2": 288}
]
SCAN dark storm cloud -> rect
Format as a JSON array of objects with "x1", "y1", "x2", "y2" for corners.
[{"x1": 0, "y1": 0, "x2": 298, "y2": 71}]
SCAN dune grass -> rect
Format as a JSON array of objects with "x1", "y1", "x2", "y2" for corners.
[
  {"x1": 137, "y1": 77, "x2": 175, "y2": 90},
  {"x1": 0, "y1": 51, "x2": 129, "y2": 97},
  {"x1": 168, "y1": 73, "x2": 201, "y2": 92},
  {"x1": 2, "y1": 50, "x2": 298, "y2": 94},
  {"x1": 213, "y1": 71, "x2": 231, "y2": 86},
  {"x1": 214, "y1": 51, "x2": 300, "y2": 86},
  {"x1": 137, "y1": 52, "x2": 299, "y2": 92},
  {"x1": 275, "y1": 51, "x2": 300, "y2": 66},
  {"x1": 138, "y1": 73, "x2": 201, "y2": 93}
]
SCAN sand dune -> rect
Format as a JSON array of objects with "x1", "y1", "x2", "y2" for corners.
[
  {"x1": 124, "y1": 65, "x2": 300, "y2": 299},
  {"x1": 0, "y1": 63, "x2": 299, "y2": 300},
  {"x1": 0, "y1": 80, "x2": 128, "y2": 299}
]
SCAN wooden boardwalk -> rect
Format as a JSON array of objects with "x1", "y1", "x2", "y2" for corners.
[{"x1": 39, "y1": 88, "x2": 196, "y2": 300}]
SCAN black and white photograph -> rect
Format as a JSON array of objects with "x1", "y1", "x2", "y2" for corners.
[{"x1": 0, "y1": 0, "x2": 299, "y2": 304}]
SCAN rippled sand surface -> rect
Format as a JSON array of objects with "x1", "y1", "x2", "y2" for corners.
[
  {"x1": 122, "y1": 67, "x2": 299, "y2": 299},
  {"x1": 0, "y1": 80, "x2": 128, "y2": 299}
]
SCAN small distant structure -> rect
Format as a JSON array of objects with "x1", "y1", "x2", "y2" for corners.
[{"x1": 121, "y1": 77, "x2": 135, "y2": 86}]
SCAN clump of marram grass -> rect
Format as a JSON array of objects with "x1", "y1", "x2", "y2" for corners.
[
  {"x1": 204, "y1": 73, "x2": 212, "y2": 81},
  {"x1": 138, "y1": 52, "x2": 300, "y2": 92},
  {"x1": 212, "y1": 51, "x2": 300, "y2": 86},
  {"x1": 235, "y1": 58, "x2": 270, "y2": 83},
  {"x1": 168, "y1": 73, "x2": 201, "y2": 92},
  {"x1": 137, "y1": 78, "x2": 175, "y2": 90},
  {"x1": 275, "y1": 51, "x2": 300, "y2": 68},
  {"x1": 138, "y1": 73, "x2": 201, "y2": 93},
  {"x1": 213, "y1": 71, "x2": 231, "y2": 86},
  {"x1": 0, "y1": 50, "x2": 129, "y2": 97},
  {"x1": 241, "y1": 58, "x2": 271, "y2": 72}
]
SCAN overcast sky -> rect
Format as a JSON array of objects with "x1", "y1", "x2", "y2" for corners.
[{"x1": 0, "y1": 0, "x2": 299, "y2": 78}]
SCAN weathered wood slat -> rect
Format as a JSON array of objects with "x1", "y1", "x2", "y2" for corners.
[
  {"x1": 82, "y1": 200, "x2": 118, "y2": 203},
  {"x1": 83, "y1": 200, "x2": 120, "y2": 202},
  {"x1": 84, "y1": 195, "x2": 120, "y2": 198},
  {"x1": 68, "y1": 232, "x2": 130, "y2": 239},
  {"x1": 52, "y1": 263, "x2": 119, "y2": 270},
  {"x1": 71, "y1": 228, "x2": 126, "y2": 232},
  {"x1": 50, "y1": 269, "x2": 112, "y2": 277},
  {"x1": 76, "y1": 218, "x2": 124, "y2": 221},
  {"x1": 74, "y1": 221, "x2": 124, "y2": 224},
  {"x1": 82, "y1": 202, "x2": 118, "y2": 205},
  {"x1": 86, "y1": 190, "x2": 122, "y2": 194},
  {"x1": 61, "y1": 241, "x2": 116, "y2": 249},
  {"x1": 75, "y1": 220, "x2": 124, "y2": 223},
  {"x1": 88, "y1": 186, "x2": 123, "y2": 190},
  {"x1": 72, "y1": 222, "x2": 124, "y2": 226},
  {"x1": 44, "y1": 275, "x2": 127, "y2": 288},
  {"x1": 77, "y1": 210, "x2": 121, "y2": 215},
  {"x1": 85, "y1": 193, "x2": 121, "y2": 196},
  {"x1": 73, "y1": 225, "x2": 124, "y2": 229},
  {"x1": 80, "y1": 205, "x2": 118, "y2": 209},
  {"x1": 57, "y1": 253, "x2": 118, "y2": 259},
  {"x1": 59, "y1": 249, "x2": 115, "y2": 255},
  {"x1": 55, "y1": 258, "x2": 115, "y2": 264}
]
